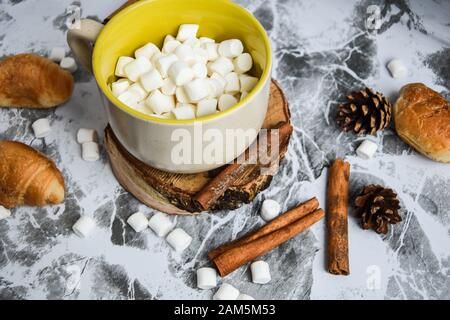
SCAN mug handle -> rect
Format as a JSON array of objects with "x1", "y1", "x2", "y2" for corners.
[{"x1": 67, "y1": 19, "x2": 104, "y2": 73}]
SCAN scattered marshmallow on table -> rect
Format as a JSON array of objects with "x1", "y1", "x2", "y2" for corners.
[
  {"x1": 260, "y1": 199, "x2": 281, "y2": 221},
  {"x1": 218, "y1": 94, "x2": 238, "y2": 111},
  {"x1": 197, "y1": 99, "x2": 218, "y2": 117},
  {"x1": 49, "y1": 47, "x2": 66, "y2": 62},
  {"x1": 60, "y1": 57, "x2": 77, "y2": 73},
  {"x1": 115, "y1": 56, "x2": 134, "y2": 77},
  {"x1": 145, "y1": 90, "x2": 175, "y2": 114},
  {"x1": 124, "y1": 57, "x2": 153, "y2": 81},
  {"x1": 111, "y1": 79, "x2": 131, "y2": 97},
  {"x1": 148, "y1": 212, "x2": 174, "y2": 237},
  {"x1": 166, "y1": 228, "x2": 192, "y2": 252},
  {"x1": 77, "y1": 128, "x2": 97, "y2": 144},
  {"x1": 81, "y1": 141, "x2": 100, "y2": 162},
  {"x1": 177, "y1": 24, "x2": 199, "y2": 42},
  {"x1": 140, "y1": 69, "x2": 164, "y2": 92},
  {"x1": 196, "y1": 267, "x2": 217, "y2": 290},
  {"x1": 172, "y1": 105, "x2": 195, "y2": 120},
  {"x1": 356, "y1": 139, "x2": 378, "y2": 159},
  {"x1": 237, "y1": 293, "x2": 255, "y2": 300},
  {"x1": 250, "y1": 261, "x2": 271, "y2": 284},
  {"x1": 32, "y1": 118, "x2": 51, "y2": 138},
  {"x1": 0, "y1": 205, "x2": 11, "y2": 220},
  {"x1": 127, "y1": 211, "x2": 148, "y2": 233},
  {"x1": 72, "y1": 216, "x2": 95, "y2": 238},
  {"x1": 218, "y1": 39, "x2": 244, "y2": 58},
  {"x1": 213, "y1": 283, "x2": 240, "y2": 300},
  {"x1": 234, "y1": 53, "x2": 253, "y2": 74},
  {"x1": 387, "y1": 58, "x2": 408, "y2": 79},
  {"x1": 135, "y1": 42, "x2": 160, "y2": 60},
  {"x1": 168, "y1": 61, "x2": 194, "y2": 86}
]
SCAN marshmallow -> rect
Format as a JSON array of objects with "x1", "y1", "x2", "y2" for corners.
[
  {"x1": 0, "y1": 205, "x2": 11, "y2": 220},
  {"x1": 32, "y1": 118, "x2": 51, "y2": 138},
  {"x1": 197, "y1": 99, "x2": 217, "y2": 117},
  {"x1": 199, "y1": 37, "x2": 215, "y2": 45},
  {"x1": 233, "y1": 53, "x2": 253, "y2": 74},
  {"x1": 193, "y1": 47, "x2": 209, "y2": 61},
  {"x1": 208, "y1": 78, "x2": 225, "y2": 98},
  {"x1": 127, "y1": 211, "x2": 148, "y2": 233},
  {"x1": 224, "y1": 72, "x2": 240, "y2": 94},
  {"x1": 218, "y1": 39, "x2": 244, "y2": 58},
  {"x1": 175, "y1": 87, "x2": 190, "y2": 103},
  {"x1": 203, "y1": 43, "x2": 219, "y2": 61},
  {"x1": 211, "y1": 72, "x2": 227, "y2": 88},
  {"x1": 162, "y1": 78, "x2": 177, "y2": 95},
  {"x1": 356, "y1": 139, "x2": 378, "y2": 159},
  {"x1": 218, "y1": 94, "x2": 238, "y2": 111},
  {"x1": 172, "y1": 105, "x2": 196, "y2": 120},
  {"x1": 164, "y1": 35, "x2": 176, "y2": 45},
  {"x1": 168, "y1": 61, "x2": 194, "y2": 86},
  {"x1": 250, "y1": 261, "x2": 271, "y2": 284},
  {"x1": 124, "y1": 57, "x2": 153, "y2": 82},
  {"x1": 127, "y1": 83, "x2": 148, "y2": 101},
  {"x1": 151, "y1": 52, "x2": 164, "y2": 65},
  {"x1": 191, "y1": 62, "x2": 207, "y2": 79},
  {"x1": 239, "y1": 74, "x2": 258, "y2": 92},
  {"x1": 184, "y1": 37, "x2": 201, "y2": 48},
  {"x1": 148, "y1": 212, "x2": 174, "y2": 237},
  {"x1": 208, "y1": 57, "x2": 234, "y2": 76},
  {"x1": 135, "y1": 42, "x2": 160, "y2": 60},
  {"x1": 184, "y1": 78, "x2": 210, "y2": 102},
  {"x1": 213, "y1": 283, "x2": 240, "y2": 300},
  {"x1": 49, "y1": 47, "x2": 66, "y2": 62},
  {"x1": 176, "y1": 103, "x2": 196, "y2": 109},
  {"x1": 60, "y1": 57, "x2": 77, "y2": 73},
  {"x1": 240, "y1": 91, "x2": 249, "y2": 100},
  {"x1": 139, "y1": 69, "x2": 164, "y2": 92},
  {"x1": 166, "y1": 228, "x2": 192, "y2": 252},
  {"x1": 155, "y1": 54, "x2": 178, "y2": 78},
  {"x1": 152, "y1": 112, "x2": 173, "y2": 119},
  {"x1": 72, "y1": 216, "x2": 95, "y2": 238},
  {"x1": 145, "y1": 90, "x2": 175, "y2": 114},
  {"x1": 175, "y1": 44, "x2": 196, "y2": 65},
  {"x1": 118, "y1": 91, "x2": 138, "y2": 106},
  {"x1": 237, "y1": 294, "x2": 255, "y2": 300},
  {"x1": 162, "y1": 39, "x2": 182, "y2": 54},
  {"x1": 260, "y1": 199, "x2": 281, "y2": 221},
  {"x1": 387, "y1": 59, "x2": 408, "y2": 78},
  {"x1": 197, "y1": 267, "x2": 217, "y2": 290},
  {"x1": 177, "y1": 24, "x2": 199, "y2": 42},
  {"x1": 82, "y1": 142, "x2": 100, "y2": 162},
  {"x1": 115, "y1": 56, "x2": 134, "y2": 77},
  {"x1": 111, "y1": 79, "x2": 131, "y2": 97},
  {"x1": 77, "y1": 128, "x2": 97, "y2": 144},
  {"x1": 131, "y1": 100, "x2": 151, "y2": 114},
  {"x1": 194, "y1": 53, "x2": 208, "y2": 66}
]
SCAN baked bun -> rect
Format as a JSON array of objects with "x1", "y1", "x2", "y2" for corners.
[{"x1": 394, "y1": 83, "x2": 450, "y2": 163}]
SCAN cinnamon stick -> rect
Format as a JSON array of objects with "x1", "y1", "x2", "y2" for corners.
[
  {"x1": 208, "y1": 197, "x2": 319, "y2": 260},
  {"x1": 212, "y1": 209, "x2": 324, "y2": 277},
  {"x1": 326, "y1": 158, "x2": 350, "y2": 275},
  {"x1": 194, "y1": 122, "x2": 293, "y2": 211}
]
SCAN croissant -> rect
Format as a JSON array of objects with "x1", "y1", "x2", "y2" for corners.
[
  {"x1": 0, "y1": 141, "x2": 65, "y2": 208},
  {"x1": 0, "y1": 53, "x2": 74, "y2": 108}
]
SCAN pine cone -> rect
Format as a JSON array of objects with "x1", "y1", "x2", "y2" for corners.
[
  {"x1": 354, "y1": 184, "x2": 401, "y2": 234},
  {"x1": 337, "y1": 88, "x2": 392, "y2": 135}
]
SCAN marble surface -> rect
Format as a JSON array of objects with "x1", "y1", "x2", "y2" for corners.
[{"x1": 1, "y1": 0, "x2": 449, "y2": 300}]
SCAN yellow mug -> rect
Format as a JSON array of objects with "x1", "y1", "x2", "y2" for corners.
[{"x1": 68, "y1": 0, "x2": 272, "y2": 173}]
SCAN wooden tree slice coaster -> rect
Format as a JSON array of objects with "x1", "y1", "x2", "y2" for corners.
[{"x1": 104, "y1": 80, "x2": 292, "y2": 215}]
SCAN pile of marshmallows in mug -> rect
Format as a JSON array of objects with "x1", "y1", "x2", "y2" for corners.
[{"x1": 111, "y1": 24, "x2": 259, "y2": 119}]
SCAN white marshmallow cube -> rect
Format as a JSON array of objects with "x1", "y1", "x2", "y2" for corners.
[
  {"x1": 250, "y1": 261, "x2": 271, "y2": 284},
  {"x1": 118, "y1": 91, "x2": 138, "y2": 106},
  {"x1": 127, "y1": 211, "x2": 148, "y2": 233},
  {"x1": 162, "y1": 78, "x2": 177, "y2": 95},
  {"x1": 81, "y1": 142, "x2": 100, "y2": 162},
  {"x1": 191, "y1": 62, "x2": 207, "y2": 79},
  {"x1": 127, "y1": 83, "x2": 148, "y2": 101},
  {"x1": 115, "y1": 56, "x2": 134, "y2": 77},
  {"x1": 175, "y1": 87, "x2": 190, "y2": 103},
  {"x1": 177, "y1": 24, "x2": 199, "y2": 42},
  {"x1": 162, "y1": 39, "x2": 182, "y2": 54},
  {"x1": 197, "y1": 267, "x2": 217, "y2": 290},
  {"x1": 240, "y1": 91, "x2": 249, "y2": 100},
  {"x1": 175, "y1": 44, "x2": 196, "y2": 65},
  {"x1": 387, "y1": 59, "x2": 408, "y2": 79},
  {"x1": 172, "y1": 105, "x2": 195, "y2": 120},
  {"x1": 140, "y1": 69, "x2": 164, "y2": 92},
  {"x1": 211, "y1": 72, "x2": 227, "y2": 88},
  {"x1": 0, "y1": 205, "x2": 11, "y2": 220},
  {"x1": 72, "y1": 216, "x2": 95, "y2": 238},
  {"x1": 237, "y1": 294, "x2": 255, "y2": 300},
  {"x1": 260, "y1": 199, "x2": 281, "y2": 221},
  {"x1": 135, "y1": 42, "x2": 160, "y2": 60},
  {"x1": 197, "y1": 99, "x2": 217, "y2": 117},
  {"x1": 60, "y1": 57, "x2": 77, "y2": 73},
  {"x1": 224, "y1": 72, "x2": 240, "y2": 93},
  {"x1": 148, "y1": 212, "x2": 174, "y2": 237},
  {"x1": 77, "y1": 128, "x2": 97, "y2": 144},
  {"x1": 151, "y1": 52, "x2": 164, "y2": 65},
  {"x1": 218, "y1": 39, "x2": 244, "y2": 58},
  {"x1": 208, "y1": 57, "x2": 234, "y2": 76},
  {"x1": 164, "y1": 35, "x2": 176, "y2": 45},
  {"x1": 240, "y1": 74, "x2": 258, "y2": 92},
  {"x1": 218, "y1": 94, "x2": 238, "y2": 111},
  {"x1": 131, "y1": 100, "x2": 152, "y2": 114},
  {"x1": 356, "y1": 139, "x2": 378, "y2": 159},
  {"x1": 155, "y1": 54, "x2": 178, "y2": 78},
  {"x1": 213, "y1": 283, "x2": 240, "y2": 300},
  {"x1": 146, "y1": 90, "x2": 175, "y2": 114},
  {"x1": 168, "y1": 61, "x2": 194, "y2": 86},
  {"x1": 184, "y1": 37, "x2": 201, "y2": 48},
  {"x1": 166, "y1": 228, "x2": 192, "y2": 252},
  {"x1": 208, "y1": 78, "x2": 225, "y2": 98},
  {"x1": 184, "y1": 78, "x2": 210, "y2": 102},
  {"x1": 234, "y1": 53, "x2": 253, "y2": 74},
  {"x1": 49, "y1": 47, "x2": 66, "y2": 62},
  {"x1": 111, "y1": 79, "x2": 131, "y2": 97},
  {"x1": 199, "y1": 37, "x2": 215, "y2": 45},
  {"x1": 203, "y1": 43, "x2": 219, "y2": 62},
  {"x1": 32, "y1": 118, "x2": 51, "y2": 138},
  {"x1": 124, "y1": 57, "x2": 153, "y2": 82}
]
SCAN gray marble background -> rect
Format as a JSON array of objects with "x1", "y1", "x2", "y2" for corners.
[{"x1": 0, "y1": 0, "x2": 449, "y2": 300}]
